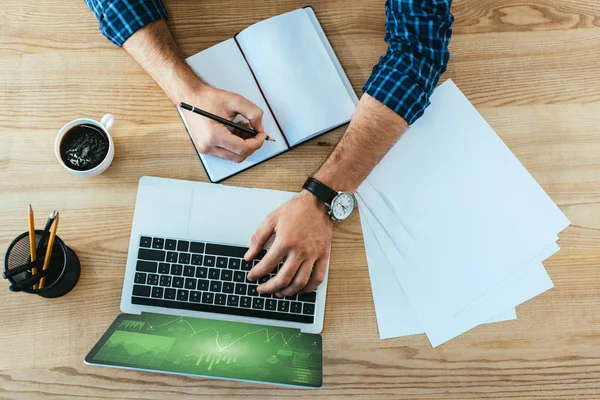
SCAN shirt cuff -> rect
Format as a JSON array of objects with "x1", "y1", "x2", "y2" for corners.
[
  {"x1": 362, "y1": 52, "x2": 430, "y2": 125},
  {"x1": 100, "y1": 0, "x2": 168, "y2": 47}
]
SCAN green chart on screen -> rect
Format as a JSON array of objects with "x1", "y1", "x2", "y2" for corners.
[{"x1": 86, "y1": 313, "x2": 322, "y2": 388}]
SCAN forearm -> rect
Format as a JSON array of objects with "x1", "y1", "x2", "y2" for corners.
[
  {"x1": 122, "y1": 19, "x2": 205, "y2": 104},
  {"x1": 312, "y1": 93, "x2": 408, "y2": 193}
]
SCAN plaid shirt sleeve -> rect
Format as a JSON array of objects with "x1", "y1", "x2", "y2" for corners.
[
  {"x1": 84, "y1": 0, "x2": 168, "y2": 46},
  {"x1": 363, "y1": 0, "x2": 453, "y2": 124}
]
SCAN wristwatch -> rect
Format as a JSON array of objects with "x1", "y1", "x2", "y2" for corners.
[{"x1": 302, "y1": 177, "x2": 356, "y2": 221}]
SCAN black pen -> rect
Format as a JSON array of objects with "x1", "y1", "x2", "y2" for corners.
[{"x1": 179, "y1": 102, "x2": 276, "y2": 142}]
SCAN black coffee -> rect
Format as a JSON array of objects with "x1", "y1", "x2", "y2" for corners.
[{"x1": 60, "y1": 124, "x2": 109, "y2": 171}]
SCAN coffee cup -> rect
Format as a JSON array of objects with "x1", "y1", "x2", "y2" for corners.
[{"x1": 54, "y1": 114, "x2": 115, "y2": 177}]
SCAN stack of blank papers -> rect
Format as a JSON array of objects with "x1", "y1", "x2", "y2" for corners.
[{"x1": 356, "y1": 80, "x2": 569, "y2": 347}]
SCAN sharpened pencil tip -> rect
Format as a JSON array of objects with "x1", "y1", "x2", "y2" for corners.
[
  {"x1": 49, "y1": 210, "x2": 56, "y2": 218},
  {"x1": 266, "y1": 137, "x2": 276, "y2": 142},
  {"x1": 28, "y1": 204, "x2": 33, "y2": 214}
]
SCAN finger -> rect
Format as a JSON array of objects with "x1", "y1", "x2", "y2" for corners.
[
  {"x1": 206, "y1": 146, "x2": 245, "y2": 163},
  {"x1": 257, "y1": 254, "x2": 303, "y2": 295},
  {"x1": 300, "y1": 258, "x2": 327, "y2": 293},
  {"x1": 214, "y1": 126, "x2": 253, "y2": 156},
  {"x1": 247, "y1": 244, "x2": 286, "y2": 282},
  {"x1": 244, "y1": 214, "x2": 276, "y2": 261},
  {"x1": 230, "y1": 94, "x2": 265, "y2": 132},
  {"x1": 275, "y1": 259, "x2": 314, "y2": 297}
]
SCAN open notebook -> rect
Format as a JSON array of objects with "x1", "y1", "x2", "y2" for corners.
[{"x1": 177, "y1": 7, "x2": 359, "y2": 182}]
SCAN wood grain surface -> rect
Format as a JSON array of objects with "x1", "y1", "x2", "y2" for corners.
[{"x1": 1, "y1": 0, "x2": 600, "y2": 398}]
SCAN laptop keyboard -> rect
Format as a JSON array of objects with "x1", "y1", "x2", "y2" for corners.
[{"x1": 131, "y1": 235, "x2": 317, "y2": 324}]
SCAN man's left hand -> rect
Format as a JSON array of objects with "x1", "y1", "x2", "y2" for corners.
[{"x1": 245, "y1": 191, "x2": 333, "y2": 297}]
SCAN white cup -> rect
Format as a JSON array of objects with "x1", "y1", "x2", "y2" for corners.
[{"x1": 54, "y1": 114, "x2": 115, "y2": 177}]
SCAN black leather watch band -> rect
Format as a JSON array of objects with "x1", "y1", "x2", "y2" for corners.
[{"x1": 302, "y1": 177, "x2": 338, "y2": 205}]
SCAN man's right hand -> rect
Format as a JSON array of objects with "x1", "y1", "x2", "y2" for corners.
[{"x1": 181, "y1": 85, "x2": 267, "y2": 163}]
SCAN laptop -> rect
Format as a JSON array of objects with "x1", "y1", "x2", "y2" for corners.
[{"x1": 119, "y1": 176, "x2": 329, "y2": 334}]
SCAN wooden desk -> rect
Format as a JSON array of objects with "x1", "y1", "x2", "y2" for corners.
[{"x1": 1, "y1": 0, "x2": 600, "y2": 398}]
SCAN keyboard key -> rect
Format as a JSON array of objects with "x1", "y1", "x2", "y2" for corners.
[
  {"x1": 134, "y1": 272, "x2": 146, "y2": 284},
  {"x1": 183, "y1": 265, "x2": 195, "y2": 277},
  {"x1": 205, "y1": 243, "x2": 248, "y2": 258},
  {"x1": 265, "y1": 299, "x2": 277, "y2": 311},
  {"x1": 227, "y1": 295, "x2": 240, "y2": 307},
  {"x1": 195, "y1": 267, "x2": 208, "y2": 279},
  {"x1": 190, "y1": 242, "x2": 205, "y2": 254},
  {"x1": 291, "y1": 302, "x2": 302, "y2": 314},
  {"x1": 228, "y1": 258, "x2": 241, "y2": 269},
  {"x1": 223, "y1": 282, "x2": 235, "y2": 293},
  {"x1": 197, "y1": 279, "x2": 209, "y2": 291},
  {"x1": 177, "y1": 240, "x2": 190, "y2": 251},
  {"x1": 165, "y1": 239, "x2": 177, "y2": 250},
  {"x1": 172, "y1": 277, "x2": 184, "y2": 288},
  {"x1": 178, "y1": 252, "x2": 191, "y2": 264},
  {"x1": 215, "y1": 293, "x2": 227, "y2": 305},
  {"x1": 233, "y1": 271, "x2": 245, "y2": 282},
  {"x1": 133, "y1": 285, "x2": 151, "y2": 297},
  {"x1": 190, "y1": 291, "x2": 201, "y2": 302},
  {"x1": 298, "y1": 292, "x2": 317, "y2": 303},
  {"x1": 210, "y1": 281, "x2": 222, "y2": 292},
  {"x1": 159, "y1": 275, "x2": 172, "y2": 287},
  {"x1": 185, "y1": 278, "x2": 196, "y2": 289},
  {"x1": 152, "y1": 238, "x2": 164, "y2": 249},
  {"x1": 258, "y1": 275, "x2": 269, "y2": 284},
  {"x1": 166, "y1": 251, "x2": 178, "y2": 263},
  {"x1": 248, "y1": 285, "x2": 258, "y2": 297},
  {"x1": 171, "y1": 264, "x2": 183, "y2": 276},
  {"x1": 277, "y1": 300, "x2": 290, "y2": 312},
  {"x1": 235, "y1": 283, "x2": 247, "y2": 295},
  {"x1": 253, "y1": 260, "x2": 260, "y2": 267},
  {"x1": 164, "y1": 288, "x2": 176, "y2": 300},
  {"x1": 158, "y1": 263, "x2": 170, "y2": 274},
  {"x1": 252, "y1": 298, "x2": 264, "y2": 310},
  {"x1": 241, "y1": 260, "x2": 253, "y2": 271},
  {"x1": 284, "y1": 294, "x2": 297, "y2": 301},
  {"x1": 259, "y1": 292, "x2": 272, "y2": 298},
  {"x1": 138, "y1": 248, "x2": 165, "y2": 262},
  {"x1": 216, "y1": 257, "x2": 228, "y2": 268},
  {"x1": 136, "y1": 260, "x2": 157, "y2": 273},
  {"x1": 302, "y1": 303, "x2": 315, "y2": 315},
  {"x1": 151, "y1": 287, "x2": 164, "y2": 298},
  {"x1": 203, "y1": 255, "x2": 215, "y2": 267},
  {"x1": 191, "y1": 254, "x2": 203, "y2": 266},
  {"x1": 202, "y1": 292, "x2": 214, "y2": 304},
  {"x1": 147, "y1": 274, "x2": 159, "y2": 286},
  {"x1": 132, "y1": 297, "x2": 314, "y2": 324},
  {"x1": 177, "y1": 240, "x2": 190, "y2": 252},
  {"x1": 177, "y1": 289, "x2": 189, "y2": 301},
  {"x1": 139, "y1": 236, "x2": 152, "y2": 248},
  {"x1": 208, "y1": 268, "x2": 220, "y2": 280},
  {"x1": 240, "y1": 296, "x2": 252, "y2": 308},
  {"x1": 221, "y1": 270, "x2": 233, "y2": 281}
]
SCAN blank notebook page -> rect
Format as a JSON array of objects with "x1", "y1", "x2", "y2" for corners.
[
  {"x1": 236, "y1": 8, "x2": 356, "y2": 146},
  {"x1": 184, "y1": 39, "x2": 288, "y2": 182}
]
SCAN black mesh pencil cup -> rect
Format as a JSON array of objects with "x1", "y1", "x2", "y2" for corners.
[{"x1": 3, "y1": 230, "x2": 80, "y2": 298}]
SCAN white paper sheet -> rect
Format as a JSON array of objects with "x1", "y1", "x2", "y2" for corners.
[
  {"x1": 237, "y1": 8, "x2": 356, "y2": 145},
  {"x1": 356, "y1": 80, "x2": 570, "y2": 343}
]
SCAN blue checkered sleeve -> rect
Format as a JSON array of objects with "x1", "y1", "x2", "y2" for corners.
[
  {"x1": 363, "y1": 0, "x2": 453, "y2": 124},
  {"x1": 84, "y1": 0, "x2": 168, "y2": 46}
]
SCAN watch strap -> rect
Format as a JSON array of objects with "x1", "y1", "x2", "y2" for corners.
[{"x1": 302, "y1": 177, "x2": 338, "y2": 205}]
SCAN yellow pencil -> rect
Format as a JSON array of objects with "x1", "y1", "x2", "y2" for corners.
[
  {"x1": 39, "y1": 212, "x2": 59, "y2": 289},
  {"x1": 28, "y1": 204, "x2": 38, "y2": 290}
]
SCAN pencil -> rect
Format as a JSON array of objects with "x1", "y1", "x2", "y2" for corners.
[
  {"x1": 28, "y1": 204, "x2": 38, "y2": 290},
  {"x1": 39, "y1": 212, "x2": 59, "y2": 289},
  {"x1": 179, "y1": 102, "x2": 276, "y2": 142}
]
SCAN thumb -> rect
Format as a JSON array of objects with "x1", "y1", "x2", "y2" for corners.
[
  {"x1": 245, "y1": 214, "x2": 276, "y2": 261},
  {"x1": 230, "y1": 94, "x2": 265, "y2": 133}
]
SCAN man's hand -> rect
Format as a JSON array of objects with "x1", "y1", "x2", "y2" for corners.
[
  {"x1": 182, "y1": 85, "x2": 266, "y2": 163},
  {"x1": 245, "y1": 191, "x2": 333, "y2": 297}
]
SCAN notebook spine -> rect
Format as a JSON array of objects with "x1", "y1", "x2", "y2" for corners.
[{"x1": 233, "y1": 35, "x2": 290, "y2": 149}]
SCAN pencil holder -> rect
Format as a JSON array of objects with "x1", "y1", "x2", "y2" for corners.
[{"x1": 3, "y1": 230, "x2": 80, "y2": 298}]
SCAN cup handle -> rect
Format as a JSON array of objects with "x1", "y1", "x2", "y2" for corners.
[{"x1": 100, "y1": 114, "x2": 114, "y2": 132}]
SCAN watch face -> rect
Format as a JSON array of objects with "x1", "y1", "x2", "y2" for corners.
[{"x1": 331, "y1": 192, "x2": 355, "y2": 220}]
